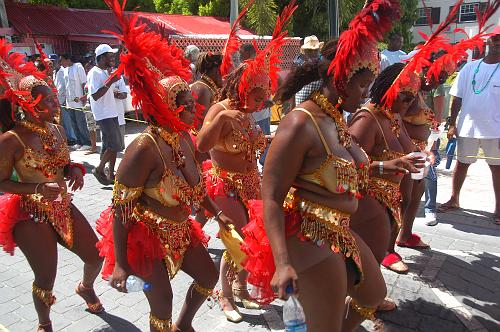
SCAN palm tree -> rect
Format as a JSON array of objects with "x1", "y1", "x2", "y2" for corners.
[{"x1": 240, "y1": 0, "x2": 278, "y2": 36}]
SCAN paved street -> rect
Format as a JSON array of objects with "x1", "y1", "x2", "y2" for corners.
[{"x1": 1, "y1": 124, "x2": 499, "y2": 332}]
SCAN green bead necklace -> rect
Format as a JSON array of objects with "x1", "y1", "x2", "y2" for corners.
[{"x1": 472, "y1": 59, "x2": 500, "y2": 95}]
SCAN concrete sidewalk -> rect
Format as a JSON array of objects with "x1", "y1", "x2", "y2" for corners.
[{"x1": 0, "y1": 125, "x2": 499, "y2": 331}]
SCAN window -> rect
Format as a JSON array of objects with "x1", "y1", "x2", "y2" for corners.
[
  {"x1": 415, "y1": 7, "x2": 441, "y2": 26},
  {"x1": 451, "y1": 2, "x2": 488, "y2": 23},
  {"x1": 460, "y1": 3, "x2": 477, "y2": 22}
]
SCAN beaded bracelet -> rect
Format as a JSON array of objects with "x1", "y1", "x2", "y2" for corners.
[{"x1": 68, "y1": 163, "x2": 87, "y2": 176}]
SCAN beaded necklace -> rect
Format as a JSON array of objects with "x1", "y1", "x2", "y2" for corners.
[
  {"x1": 151, "y1": 126, "x2": 186, "y2": 168},
  {"x1": 310, "y1": 91, "x2": 352, "y2": 148},
  {"x1": 472, "y1": 59, "x2": 500, "y2": 95},
  {"x1": 199, "y1": 75, "x2": 219, "y2": 96},
  {"x1": 376, "y1": 105, "x2": 400, "y2": 137},
  {"x1": 16, "y1": 120, "x2": 57, "y2": 153}
]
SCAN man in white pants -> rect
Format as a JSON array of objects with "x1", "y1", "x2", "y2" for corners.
[{"x1": 440, "y1": 27, "x2": 500, "y2": 225}]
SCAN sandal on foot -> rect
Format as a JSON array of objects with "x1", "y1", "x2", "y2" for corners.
[
  {"x1": 377, "y1": 297, "x2": 397, "y2": 312},
  {"x1": 171, "y1": 324, "x2": 195, "y2": 332},
  {"x1": 397, "y1": 234, "x2": 430, "y2": 249},
  {"x1": 75, "y1": 282, "x2": 104, "y2": 314},
  {"x1": 437, "y1": 202, "x2": 460, "y2": 213},
  {"x1": 37, "y1": 321, "x2": 52, "y2": 332},
  {"x1": 220, "y1": 297, "x2": 243, "y2": 323},
  {"x1": 232, "y1": 287, "x2": 261, "y2": 310},
  {"x1": 381, "y1": 252, "x2": 408, "y2": 274},
  {"x1": 494, "y1": 215, "x2": 500, "y2": 225},
  {"x1": 92, "y1": 168, "x2": 111, "y2": 185}
]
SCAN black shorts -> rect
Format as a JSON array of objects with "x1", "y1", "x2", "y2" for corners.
[{"x1": 97, "y1": 117, "x2": 123, "y2": 153}]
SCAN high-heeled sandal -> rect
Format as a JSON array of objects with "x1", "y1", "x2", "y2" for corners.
[
  {"x1": 171, "y1": 324, "x2": 195, "y2": 332},
  {"x1": 37, "y1": 321, "x2": 52, "y2": 332},
  {"x1": 75, "y1": 281, "x2": 104, "y2": 314},
  {"x1": 232, "y1": 286, "x2": 261, "y2": 310},
  {"x1": 220, "y1": 296, "x2": 243, "y2": 323}
]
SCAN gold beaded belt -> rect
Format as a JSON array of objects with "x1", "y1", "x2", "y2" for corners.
[
  {"x1": 209, "y1": 163, "x2": 261, "y2": 203},
  {"x1": 132, "y1": 204, "x2": 191, "y2": 279},
  {"x1": 366, "y1": 176, "x2": 402, "y2": 228}
]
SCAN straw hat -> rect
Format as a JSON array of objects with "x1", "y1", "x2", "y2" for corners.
[{"x1": 300, "y1": 35, "x2": 324, "y2": 53}]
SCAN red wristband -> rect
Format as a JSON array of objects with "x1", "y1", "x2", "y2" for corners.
[{"x1": 69, "y1": 163, "x2": 86, "y2": 176}]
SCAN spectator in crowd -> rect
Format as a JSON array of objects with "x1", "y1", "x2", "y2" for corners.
[
  {"x1": 50, "y1": 54, "x2": 77, "y2": 145},
  {"x1": 185, "y1": 45, "x2": 200, "y2": 82},
  {"x1": 295, "y1": 36, "x2": 324, "y2": 105},
  {"x1": 82, "y1": 57, "x2": 98, "y2": 154},
  {"x1": 109, "y1": 65, "x2": 128, "y2": 150},
  {"x1": 61, "y1": 54, "x2": 92, "y2": 151},
  {"x1": 423, "y1": 84, "x2": 445, "y2": 226},
  {"x1": 88, "y1": 44, "x2": 122, "y2": 184},
  {"x1": 239, "y1": 42, "x2": 257, "y2": 62},
  {"x1": 381, "y1": 32, "x2": 407, "y2": 70},
  {"x1": 439, "y1": 27, "x2": 500, "y2": 225}
]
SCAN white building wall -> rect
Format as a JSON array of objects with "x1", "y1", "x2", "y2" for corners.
[{"x1": 411, "y1": 0, "x2": 500, "y2": 44}]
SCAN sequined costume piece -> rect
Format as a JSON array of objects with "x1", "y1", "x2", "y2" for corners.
[
  {"x1": 0, "y1": 125, "x2": 74, "y2": 255},
  {"x1": 204, "y1": 161, "x2": 261, "y2": 206},
  {"x1": 366, "y1": 177, "x2": 402, "y2": 228},
  {"x1": 240, "y1": 194, "x2": 363, "y2": 304}
]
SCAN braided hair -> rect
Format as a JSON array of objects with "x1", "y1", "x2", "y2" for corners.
[
  {"x1": 218, "y1": 63, "x2": 247, "y2": 106},
  {"x1": 195, "y1": 52, "x2": 222, "y2": 76},
  {"x1": 276, "y1": 39, "x2": 339, "y2": 103},
  {"x1": 369, "y1": 62, "x2": 404, "y2": 105}
]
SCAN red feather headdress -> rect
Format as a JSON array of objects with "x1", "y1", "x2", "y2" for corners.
[
  {"x1": 329, "y1": 0, "x2": 401, "y2": 96},
  {"x1": 104, "y1": 0, "x2": 196, "y2": 132},
  {"x1": 426, "y1": 0, "x2": 500, "y2": 84},
  {"x1": 0, "y1": 38, "x2": 48, "y2": 119},
  {"x1": 237, "y1": 0, "x2": 298, "y2": 107},
  {"x1": 382, "y1": 0, "x2": 465, "y2": 109},
  {"x1": 220, "y1": 0, "x2": 255, "y2": 77}
]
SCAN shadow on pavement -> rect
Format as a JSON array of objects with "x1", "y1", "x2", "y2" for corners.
[
  {"x1": 436, "y1": 207, "x2": 499, "y2": 236},
  {"x1": 91, "y1": 312, "x2": 141, "y2": 332},
  {"x1": 394, "y1": 249, "x2": 500, "y2": 331}
]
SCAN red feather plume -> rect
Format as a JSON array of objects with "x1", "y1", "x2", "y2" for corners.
[
  {"x1": 237, "y1": 0, "x2": 298, "y2": 106},
  {"x1": 329, "y1": 0, "x2": 401, "y2": 95},
  {"x1": 426, "y1": 0, "x2": 500, "y2": 83},
  {"x1": 220, "y1": 0, "x2": 254, "y2": 77},
  {"x1": 0, "y1": 38, "x2": 47, "y2": 118},
  {"x1": 104, "y1": 0, "x2": 193, "y2": 132},
  {"x1": 382, "y1": 0, "x2": 465, "y2": 109}
]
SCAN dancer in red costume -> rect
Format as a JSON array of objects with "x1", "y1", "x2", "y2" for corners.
[
  {"x1": 241, "y1": 2, "x2": 403, "y2": 331},
  {"x1": 0, "y1": 39, "x2": 104, "y2": 332},
  {"x1": 95, "y1": 1, "x2": 233, "y2": 331},
  {"x1": 196, "y1": 1, "x2": 296, "y2": 323}
]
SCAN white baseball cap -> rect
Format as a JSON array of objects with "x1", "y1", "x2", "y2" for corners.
[{"x1": 95, "y1": 44, "x2": 118, "y2": 58}]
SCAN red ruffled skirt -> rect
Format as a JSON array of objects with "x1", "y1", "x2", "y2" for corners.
[
  {"x1": 0, "y1": 193, "x2": 74, "y2": 255},
  {"x1": 242, "y1": 195, "x2": 362, "y2": 304},
  {"x1": 0, "y1": 194, "x2": 29, "y2": 255},
  {"x1": 203, "y1": 160, "x2": 261, "y2": 207},
  {"x1": 96, "y1": 204, "x2": 209, "y2": 280}
]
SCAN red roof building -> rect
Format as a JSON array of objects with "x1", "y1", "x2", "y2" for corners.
[{"x1": 2, "y1": 1, "x2": 300, "y2": 69}]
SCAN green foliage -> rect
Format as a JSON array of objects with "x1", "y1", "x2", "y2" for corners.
[
  {"x1": 388, "y1": 0, "x2": 419, "y2": 52},
  {"x1": 29, "y1": 0, "x2": 156, "y2": 11},
  {"x1": 241, "y1": 0, "x2": 278, "y2": 36},
  {"x1": 154, "y1": 0, "x2": 193, "y2": 14},
  {"x1": 198, "y1": 0, "x2": 230, "y2": 17}
]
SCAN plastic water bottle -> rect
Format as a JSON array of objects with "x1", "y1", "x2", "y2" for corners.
[
  {"x1": 283, "y1": 285, "x2": 307, "y2": 332},
  {"x1": 125, "y1": 275, "x2": 151, "y2": 292}
]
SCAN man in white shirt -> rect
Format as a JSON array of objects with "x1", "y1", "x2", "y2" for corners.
[
  {"x1": 60, "y1": 54, "x2": 91, "y2": 150},
  {"x1": 88, "y1": 44, "x2": 121, "y2": 185},
  {"x1": 381, "y1": 33, "x2": 407, "y2": 70},
  {"x1": 111, "y1": 73, "x2": 128, "y2": 150},
  {"x1": 440, "y1": 27, "x2": 500, "y2": 225},
  {"x1": 50, "y1": 54, "x2": 77, "y2": 145}
]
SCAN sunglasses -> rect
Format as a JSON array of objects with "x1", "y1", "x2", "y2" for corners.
[{"x1": 398, "y1": 93, "x2": 416, "y2": 103}]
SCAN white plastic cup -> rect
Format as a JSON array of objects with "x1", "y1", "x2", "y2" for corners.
[
  {"x1": 45, "y1": 182, "x2": 62, "y2": 201},
  {"x1": 408, "y1": 152, "x2": 427, "y2": 180}
]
